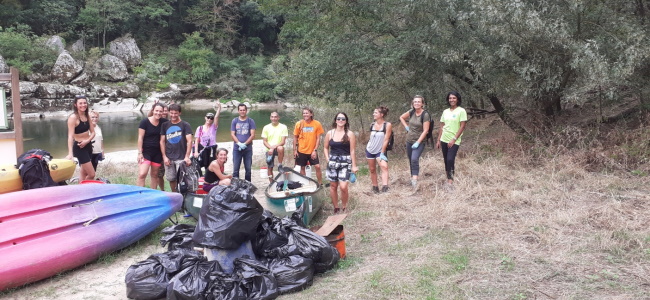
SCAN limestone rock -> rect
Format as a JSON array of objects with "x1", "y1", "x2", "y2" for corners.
[
  {"x1": 90, "y1": 83, "x2": 140, "y2": 98},
  {"x1": 91, "y1": 98, "x2": 140, "y2": 112},
  {"x1": 243, "y1": 101, "x2": 252, "y2": 108},
  {"x1": 51, "y1": 51, "x2": 84, "y2": 83},
  {"x1": 118, "y1": 83, "x2": 140, "y2": 98},
  {"x1": 35, "y1": 83, "x2": 86, "y2": 99},
  {"x1": 107, "y1": 36, "x2": 142, "y2": 69},
  {"x1": 90, "y1": 83, "x2": 119, "y2": 98},
  {"x1": 27, "y1": 73, "x2": 51, "y2": 83},
  {"x1": 70, "y1": 72, "x2": 91, "y2": 87},
  {"x1": 71, "y1": 39, "x2": 85, "y2": 53},
  {"x1": 45, "y1": 36, "x2": 65, "y2": 54},
  {"x1": 19, "y1": 82, "x2": 39, "y2": 99},
  {"x1": 91, "y1": 55, "x2": 128, "y2": 82},
  {"x1": 0, "y1": 55, "x2": 7, "y2": 73}
]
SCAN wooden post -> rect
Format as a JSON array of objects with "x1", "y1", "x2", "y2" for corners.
[{"x1": 11, "y1": 67, "x2": 23, "y2": 155}]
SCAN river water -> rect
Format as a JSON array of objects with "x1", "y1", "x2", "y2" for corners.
[{"x1": 22, "y1": 108, "x2": 298, "y2": 158}]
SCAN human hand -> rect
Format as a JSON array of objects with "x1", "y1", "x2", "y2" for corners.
[
  {"x1": 78, "y1": 140, "x2": 87, "y2": 148},
  {"x1": 405, "y1": 126, "x2": 410, "y2": 132},
  {"x1": 193, "y1": 152, "x2": 199, "y2": 158},
  {"x1": 411, "y1": 142, "x2": 420, "y2": 149},
  {"x1": 379, "y1": 153, "x2": 388, "y2": 162},
  {"x1": 352, "y1": 166, "x2": 358, "y2": 173},
  {"x1": 164, "y1": 157, "x2": 171, "y2": 166},
  {"x1": 184, "y1": 157, "x2": 191, "y2": 166},
  {"x1": 237, "y1": 142, "x2": 247, "y2": 150},
  {"x1": 65, "y1": 154, "x2": 73, "y2": 161},
  {"x1": 436, "y1": 141, "x2": 441, "y2": 149},
  {"x1": 294, "y1": 150, "x2": 298, "y2": 158},
  {"x1": 448, "y1": 139, "x2": 456, "y2": 147},
  {"x1": 311, "y1": 151, "x2": 317, "y2": 160}
]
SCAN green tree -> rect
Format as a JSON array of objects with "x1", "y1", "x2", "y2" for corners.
[
  {"x1": 78, "y1": 0, "x2": 134, "y2": 48},
  {"x1": 177, "y1": 32, "x2": 218, "y2": 83},
  {"x1": 0, "y1": 26, "x2": 58, "y2": 76},
  {"x1": 185, "y1": 0, "x2": 241, "y2": 54}
]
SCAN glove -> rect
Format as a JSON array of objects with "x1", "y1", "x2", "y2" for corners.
[
  {"x1": 379, "y1": 153, "x2": 388, "y2": 162},
  {"x1": 411, "y1": 142, "x2": 420, "y2": 149},
  {"x1": 405, "y1": 126, "x2": 410, "y2": 132},
  {"x1": 237, "y1": 142, "x2": 247, "y2": 150},
  {"x1": 349, "y1": 173, "x2": 357, "y2": 183}
]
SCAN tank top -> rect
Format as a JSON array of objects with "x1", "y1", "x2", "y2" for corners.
[
  {"x1": 328, "y1": 130, "x2": 350, "y2": 156},
  {"x1": 74, "y1": 118, "x2": 90, "y2": 134},
  {"x1": 366, "y1": 122, "x2": 387, "y2": 154},
  {"x1": 205, "y1": 163, "x2": 225, "y2": 183}
]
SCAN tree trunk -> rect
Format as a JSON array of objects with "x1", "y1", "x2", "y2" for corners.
[{"x1": 486, "y1": 93, "x2": 534, "y2": 140}]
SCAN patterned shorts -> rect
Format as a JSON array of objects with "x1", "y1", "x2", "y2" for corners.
[{"x1": 326, "y1": 155, "x2": 351, "y2": 182}]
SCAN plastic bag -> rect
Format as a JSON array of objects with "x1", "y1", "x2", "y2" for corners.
[
  {"x1": 206, "y1": 271, "x2": 247, "y2": 300},
  {"x1": 193, "y1": 178, "x2": 263, "y2": 249},
  {"x1": 160, "y1": 224, "x2": 196, "y2": 251},
  {"x1": 251, "y1": 211, "x2": 290, "y2": 257},
  {"x1": 234, "y1": 257, "x2": 279, "y2": 300},
  {"x1": 265, "y1": 255, "x2": 314, "y2": 294},
  {"x1": 125, "y1": 249, "x2": 204, "y2": 300},
  {"x1": 167, "y1": 260, "x2": 223, "y2": 300},
  {"x1": 269, "y1": 218, "x2": 339, "y2": 273}
]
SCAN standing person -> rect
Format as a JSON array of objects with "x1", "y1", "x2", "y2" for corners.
[
  {"x1": 293, "y1": 108, "x2": 325, "y2": 185},
  {"x1": 230, "y1": 103, "x2": 256, "y2": 182},
  {"x1": 436, "y1": 91, "x2": 467, "y2": 185},
  {"x1": 65, "y1": 95, "x2": 96, "y2": 181},
  {"x1": 160, "y1": 104, "x2": 193, "y2": 192},
  {"x1": 90, "y1": 110, "x2": 104, "y2": 172},
  {"x1": 203, "y1": 148, "x2": 233, "y2": 192},
  {"x1": 399, "y1": 95, "x2": 432, "y2": 187},
  {"x1": 194, "y1": 102, "x2": 222, "y2": 157},
  {"x1": 137, "y1": 102, "x2": 168, "y2": 188},
  {"x1": 324, "y1": 112, "x2": 358, "y2": 213},
  {"x1": 156, "y1": 104, "x2": 169, "y2": 191},
  {"x1": 261, "y1": 111, "x2": 288, "y2": 182},
  {"x1": 366, "y1": 106, "x2": 392, "y2": 193}
]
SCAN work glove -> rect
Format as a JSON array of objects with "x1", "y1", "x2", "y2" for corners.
[
  {"x1": 237, "y1": 142, "x2": 247, "y2": 150},
  {"x1": 411, "y1": 142, "x2": 420, "y2": 149},
  {"x1": 405, "y1": 126, "x2": 410, "y2": 132},
  {"x1": 349, "y1": 173, "x2": 357, "y2": 183},
  {"x1": 379, "y1": 153, "x2": 388, "y2": 162}
]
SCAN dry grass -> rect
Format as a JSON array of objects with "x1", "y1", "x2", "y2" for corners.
[{"x1": 4, "y1": 115, "x2": 650, "y2": 299}]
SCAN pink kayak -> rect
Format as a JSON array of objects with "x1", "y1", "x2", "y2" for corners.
[{"x1": 0, "y1": 184, "x2": 182, "y2": 291}]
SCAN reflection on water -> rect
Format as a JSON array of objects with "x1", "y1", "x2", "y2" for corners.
[{"x1": 22, "y1": 108, "x2": 298, "y2": 158}]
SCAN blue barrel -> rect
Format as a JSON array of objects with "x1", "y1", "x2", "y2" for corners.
[{"x1": 204, "y1": 240, "x2": 256, "y2": 273}]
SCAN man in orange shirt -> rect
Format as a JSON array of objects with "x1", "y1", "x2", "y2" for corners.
[{"x1": 293, "y1": 107, "x2": 324, "y2": 185}]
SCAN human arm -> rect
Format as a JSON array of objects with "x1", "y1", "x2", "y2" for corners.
[
  {"x1": 65, "y1": 115, "x2": 76, "y2": 160},
  {"x1": 184, "y1": 130, "x2": 193, "y2": 165},
  {"x1": 447, "y1": 121, "x2": 467, "y2": 147},
  {"x1": 381, "y1": 123, "x2": 392, "y2": 154},
  {"x1": 323, "y1": 131, "x2": 330, "y2": 160},
  {"x1": 245, "y1": 128, "x2": 255, "y2": 145},
  {"x1": 137, "y1": 128, "x2": 145, "y2": 163},
  {"x1": 349, "y1": 131, "x2": 358, "y2": 173},
  {"x1": 312, "y1": 132, "x2": 321, "y2": 160},
  {"x1": 399, "y1": 111, "x2": 410, "y2": 132},
  {"x1": 436, "y1": 121, "x2": 445, "y2": 149},
  {"x1": 214, "y1": 102, "x2": 222, "y2": 119},
  {"x1": 160, "y1": 134, "x2": 170, "y2": 166},
  {"x1": 212, "y1": 162, "x2": 232, "y2": 180}
]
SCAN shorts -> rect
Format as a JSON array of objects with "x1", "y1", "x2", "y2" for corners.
[
  {"x1": 73, "y1": 142, "x2": 93, "y2": 164},
  {"x1": 326, "y1": 155, "x2": 351, "y2": 182},
  {"x1": 140, "y1": 158, "x2": 162, "y2": 167},
  {"x1": 142, "y1": 147, "x2": 163, "y2": 165},
  {"x1": 295, "y1": 152, "x2": 320, "y2": 167},
  {"x1": 266, "y1": 148, "x2": 279, "y2": 168},
  {"x1": 164, "y1": 160, "x2": 185, "y2": 182},
  {"x1": 365, "y1": 150, "x2": 387, "y2": 159}
]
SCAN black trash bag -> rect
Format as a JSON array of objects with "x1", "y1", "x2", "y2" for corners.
[
  {"x1": 290, "y1": 203, "x2": 307, "y2": 228},
  {"x1": 167, "y1": 260, "x2": 223, "y2": 300},
  {"x1": 234, "y1": 256, "x2": 279, "y2": 300},
  {"x1": 125, "y1": 249, "x2": 204, "y2": 300},
  {"x1": 193, "y1": 178, "x2": 263, "y2": 249},
  {"x1": 264, "y1": 255, "x2": 314, "y2": 294},
  {"x1": 270, "y1": 218, "x2": 340, "y2": 273},
  {"x1": 251, "y1": 211, "x2": 290, "y2": 258},
  {"x1": 275, "y1": 180, "x2": 302, "y2": 191},
  {"x1": 160, "y1": 224, "x2": 196, "y2": 251},
  {"x1": 206, "y1": 271, "x2": 247, "y2": 300}
]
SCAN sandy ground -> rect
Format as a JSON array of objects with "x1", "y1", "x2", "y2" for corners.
[{"x1": 4, "y1": 139, "x2": 304, "y2": 300}]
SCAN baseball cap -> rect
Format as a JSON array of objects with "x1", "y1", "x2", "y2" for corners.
[{"x1": 206, "y1": 113, "x2": 215, "y2": 117}]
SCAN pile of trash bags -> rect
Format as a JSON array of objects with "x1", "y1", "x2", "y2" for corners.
[{"x1": 125, "y1": 178, "x2": 339, "y2": 300}]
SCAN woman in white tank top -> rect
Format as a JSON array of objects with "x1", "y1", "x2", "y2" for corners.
[{"x1": 365, "y1": 106, "x2": 392, "y2": 193}]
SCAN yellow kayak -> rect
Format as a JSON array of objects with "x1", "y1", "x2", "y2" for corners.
[{"x1": 0, "y1": 159, "x2": 76, "y2": 194}]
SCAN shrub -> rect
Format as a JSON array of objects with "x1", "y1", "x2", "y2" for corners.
[{"x1": 0, "y1": 25, "x2": 58, "y2": 76}]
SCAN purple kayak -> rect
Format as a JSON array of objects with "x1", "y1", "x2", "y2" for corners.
[{"x1": 0, "y1": 184, "x2": 182, "y2": 291}]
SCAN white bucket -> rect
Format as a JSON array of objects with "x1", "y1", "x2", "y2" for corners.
[
  {"x1": 259, "y1": 167, "x2": 268, "y2": 178},
  {"x1": 293, "y1": 165, "x2": 312, "y2": 178}
]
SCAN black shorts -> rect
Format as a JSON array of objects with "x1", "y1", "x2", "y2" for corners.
[
  {"x1": 142, "y1": 146, "x2": 163, "y2": 164},
  {"x1": 73, "y1": 142, "x2": 93, "y2": 164},
  {"x1": 266, "y1": 148, "x2": 279, "y2": 168},
  {"x1": 295, "y1": 152, "x2": 320, "y2": 167}
]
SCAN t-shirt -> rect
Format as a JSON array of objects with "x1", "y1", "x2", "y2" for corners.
[
  {"x1": 91, "y1": 125, "x2": 103, "y2": 154},
  {"x1": 440, "y1": 107, "x2": 468, "y2": 144},
  {"x1": 406, "y1": 110, "x2": 431, "y2": 144},
  {"x1": 230, "y1": 117, "x2": 256, "y2": 144},
  {"x1": 161, "y1": 120, "x2": 193, "y2": 161},
  {"x1": 293, "y1": 120, "x2": 324, "y2": 154},
  {"x1": 139, "y1": 117, "x2": 168, "y2": 150},
  {"x1": 261, "y1": 123, "x2": 288, "y2": 151},
  {"x1": 195, "y1": 124, "x2": 218, "y2": 147}
]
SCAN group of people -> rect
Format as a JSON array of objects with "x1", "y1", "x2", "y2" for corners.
[{"x1": 65, "y1": 91, "x2": 467, "y2": 214}]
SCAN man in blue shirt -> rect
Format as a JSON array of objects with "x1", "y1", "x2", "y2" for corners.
[{"x1": 230, "y1": 103, "x2": 256, "y2": 182}]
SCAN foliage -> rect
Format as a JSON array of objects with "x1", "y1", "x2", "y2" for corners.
[
  {"x1": 0, "y1": 26, "x2": 58, "y2": 76},
  {"x1": 177, "y1": 32, "x2": 218, "y2": 84}
]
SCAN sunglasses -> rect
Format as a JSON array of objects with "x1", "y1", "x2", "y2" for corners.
[
  {"x1": 206, "y1": 116, "x2": 214, "y2": 120},
  {"x1": 75, "y1": 95, "x2": 87, "y2": 99},
  {"x1": 336, "y1": 117, "x2": 347, "y2": 121}
]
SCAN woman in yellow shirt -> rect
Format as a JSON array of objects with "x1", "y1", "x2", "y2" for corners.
[{"x1": 436, "y1": 91, "x2": 468, "y2": 185}]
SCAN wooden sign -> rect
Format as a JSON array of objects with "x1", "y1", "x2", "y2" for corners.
[{"x1": 0, "y1": 87, "x2": 7, "y2": 130}]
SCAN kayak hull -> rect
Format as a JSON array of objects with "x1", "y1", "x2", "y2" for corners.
[
  {"x1": 0, "y1": 159, "x2": 76, "y2": 194},
  {"x1": 0, "y1": 184, "x2": 182, "y2": 291}
]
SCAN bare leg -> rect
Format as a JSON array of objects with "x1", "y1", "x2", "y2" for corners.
[
  {"x1": 267, "y1": 167, "x2": 274, "y2": 183},
  {"x1": 79, "y1": 162, "x2": 95, "y2": 181},
  {"x1": 367, "y1": 158, "x2": 378, "y2": 187},
  {"x1": 149, "y1": 165, "x2": 160, "y2": 189},
  {"x1": 169, "y1": 180, "x2": 178, "y2": 193},
  {"x1": 136, "y1": 163, "x2": 150, "y2": 187},
  {"x1": 330, "y1": 181, "x2": 339, "y2": 210},
  {"x1": 314, "y1": 164, "x2": 323, "y2": 185},
  {"x1": 339, "y1": 181, "x2": 349, "y2": 210},
  {"x1": 277, "y1": 146, "x2": 284, "y2": 164},
  {"x1": 379, "y1": 159, "x2": 389, "y2": 186}
]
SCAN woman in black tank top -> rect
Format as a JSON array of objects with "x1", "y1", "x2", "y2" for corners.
[
  {"x1": 65, "y1": 95, "x2": 96, "y2": 181},
  {"x1": 323, "y1": 112, "x2": 358, "y2": 214}
]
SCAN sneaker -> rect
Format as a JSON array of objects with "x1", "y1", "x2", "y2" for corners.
[
  {"x1": 372, "y1": 186, "x2": 380, "y2": 194},
  {"x1": 381, "y1": 185, "x2": 389, "y2": 193},
  {"x1": 334, "y1": 208, "x2": 340, "y2": 214},
  {"x1": 277, "y1": 164, "x2": 284, "y2": 173},
  {"x1": 411, "y1": 179, "x2": 417, "y2": 187}
]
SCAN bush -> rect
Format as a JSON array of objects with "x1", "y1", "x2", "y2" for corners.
[
  {"x1": 0, "y1": 25, "x2": 58, "y2": 76},
  {"x1": 177, "y1": 32, "x2": 218, "y2": 84}
]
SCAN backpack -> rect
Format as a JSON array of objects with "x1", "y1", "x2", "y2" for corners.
[
  {"x1": 16, "y1": 149, "x2": 58, "y2": 190},
  {"x1": 409, "y1": 109, "x2": 435, "y2": 146},
  {"x1": 177, "y1": 158, "x2": 200, "y2": 195},
  {"x1": 370, "y1": 122, "x2": 394, "y2": 151}
]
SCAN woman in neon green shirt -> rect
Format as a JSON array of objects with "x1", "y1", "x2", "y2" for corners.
[{"x1": 436, "y1": 91, "x2": 467, "y2": 185}]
